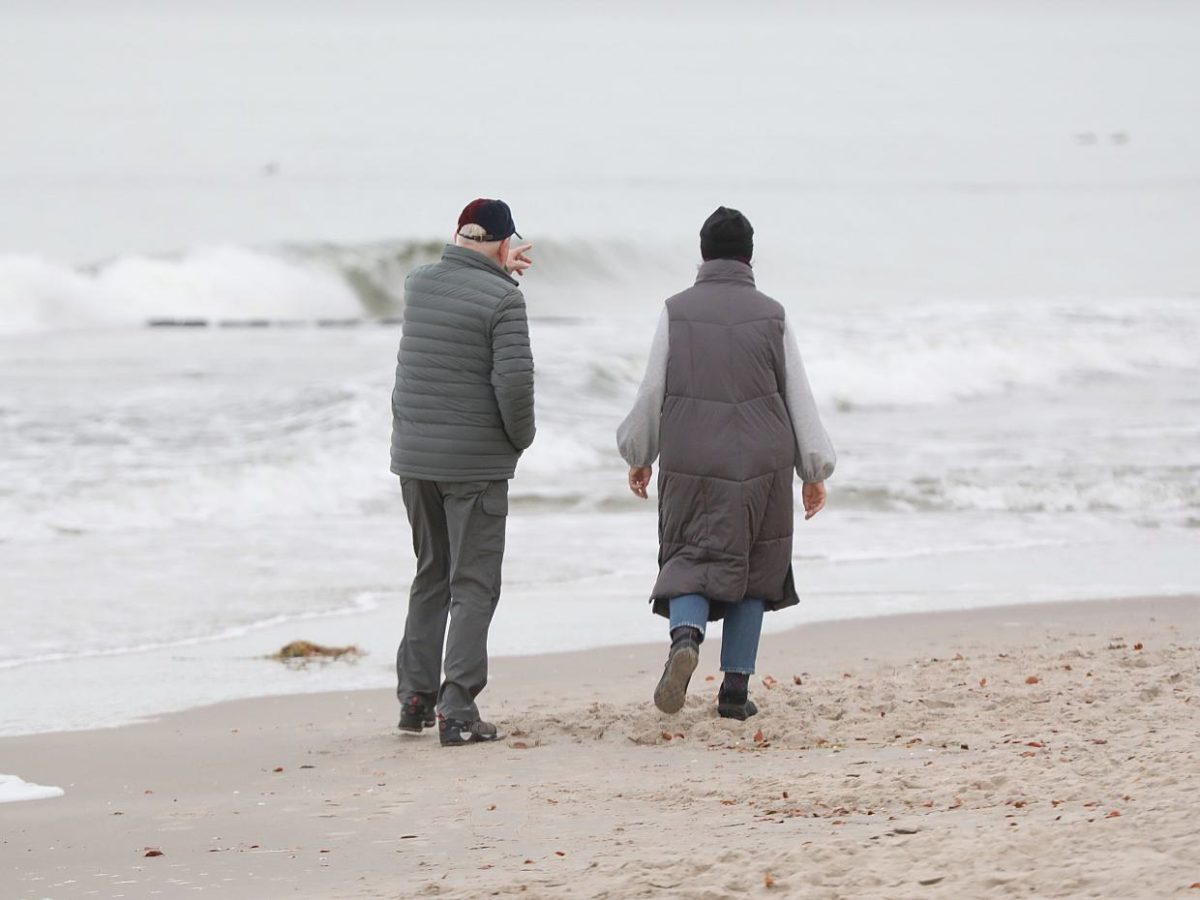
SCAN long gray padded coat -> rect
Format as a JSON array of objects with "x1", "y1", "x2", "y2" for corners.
[
  {"x1": 652, "y1": 260, "x2": 800, "y2": 619},
  {"x1": 390, "y1": 244, "x2": 535, "y2": 482}
]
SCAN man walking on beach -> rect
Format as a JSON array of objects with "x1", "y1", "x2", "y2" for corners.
[{"x1": 390, "y1": 199, "x2": 535, "y2": 746}]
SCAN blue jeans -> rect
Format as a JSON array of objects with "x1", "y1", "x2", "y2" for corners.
[{"x1": 668, "y1": 594, "x2": 765, "y2": 675}]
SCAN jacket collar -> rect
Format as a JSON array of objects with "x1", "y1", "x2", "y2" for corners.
[
  {"x1": 695, "y1": 258, "x2": 755, "y2": 286},
  {"x1": 441, "y1": 243, "x2": 519, "y2": 286}
]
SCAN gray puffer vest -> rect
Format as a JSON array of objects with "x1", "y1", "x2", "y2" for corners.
[
  {"x1": 390, "y1": 244, "x2": 536, "y2": 482},
  {"x1": 651, "y1": 259, "x2": 799, "y2": 619}
]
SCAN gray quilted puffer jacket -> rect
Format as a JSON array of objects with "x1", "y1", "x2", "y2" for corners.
[{"x1": 390, "y1": 244, "x2": 536, "y2": 481}]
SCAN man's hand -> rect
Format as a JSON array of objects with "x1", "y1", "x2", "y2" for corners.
[
  {"x1": 802, "y1": 481, "x2": 826, "y2": 520},
  {"x1": 628, "y1": 466, "x2": 653, "y2": 499},
  {"x1": 505, "y1": 242, "x2": 533, "y2": 277}
]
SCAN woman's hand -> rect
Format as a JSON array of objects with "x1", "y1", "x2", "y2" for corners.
[
  {"x1": 628, "y1": 466, "x2": 653, "y2": 499},
  {"x1": 802, "y1": 481, "x2": 826, "y2": 520}
]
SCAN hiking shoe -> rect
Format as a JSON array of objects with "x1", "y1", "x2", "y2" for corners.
[
  {"x1": 439, "y1": 717, "x2": 503, "y2": 747},
  {"x1": 653, "y1": 638, "x2": 699, "y2": 714},
  {"x1": 717, "y1": 688, "x2": 758, "y2": 721},
  {"x1": 397, "y1": 693, "x2": 436, "y2": 733}
]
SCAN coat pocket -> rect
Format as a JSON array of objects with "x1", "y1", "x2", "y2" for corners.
[{"x1": 480, "y1": 480, "x2": 509, "y2": 516}]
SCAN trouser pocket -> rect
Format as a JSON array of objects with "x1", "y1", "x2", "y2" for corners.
[{"x1": 479, "y1": 480, "x2": 509, "y2": 517}]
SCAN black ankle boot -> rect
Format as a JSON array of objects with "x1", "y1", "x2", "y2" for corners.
[
  {"x1": 717, "y1": 683, "x2": 758, "y2": 721},
  {"x1": 721, "y1": 672, "x2": 749, "y2": 694}
]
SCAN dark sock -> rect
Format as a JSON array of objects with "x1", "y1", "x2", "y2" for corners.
[
  {"x1": 670, "y1": 625, "x2": 703, "y2": 647},
  {"x1": 721, "y1": 672, "x2": 749, "y2": 696}
]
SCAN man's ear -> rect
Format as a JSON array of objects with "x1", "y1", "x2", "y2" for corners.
[{"x1": 498, "y1": 237, "x2": 511, "y2": 262}]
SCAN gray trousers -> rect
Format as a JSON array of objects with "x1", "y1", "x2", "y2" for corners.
[{"x1": 396, "y1": 478, "x2": 508, "y2": 722}]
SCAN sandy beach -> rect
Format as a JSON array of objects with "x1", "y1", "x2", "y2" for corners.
[{"x1": 2, "y1": 595, "x2": 1197, "y2": 899}]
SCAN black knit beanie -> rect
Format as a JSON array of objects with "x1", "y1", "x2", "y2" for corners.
[{"x1": 700, "y1": 206, "x2": 753, "y2": 262}]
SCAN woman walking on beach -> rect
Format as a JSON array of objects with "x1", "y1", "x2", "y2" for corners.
[{"x1": 617, "y1": 207, "x2": 835, "y2": 720}]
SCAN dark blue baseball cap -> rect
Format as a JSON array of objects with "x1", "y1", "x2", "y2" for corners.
[{"x1": 457, "y1": 198, "x2": 521, "y2": 241}]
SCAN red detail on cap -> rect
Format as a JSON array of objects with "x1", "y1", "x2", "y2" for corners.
[{"x1": 458, "y1": 198, "x2": 490, "y2": 229}]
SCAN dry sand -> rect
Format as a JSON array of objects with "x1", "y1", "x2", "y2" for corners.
[{"x1": 2, "y1": 595, "x2": 1198, "y2": 899}]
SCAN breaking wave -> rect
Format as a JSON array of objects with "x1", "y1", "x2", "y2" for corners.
[{"x1": 0, "y1": 238, "x2": 675, "y2": 333}]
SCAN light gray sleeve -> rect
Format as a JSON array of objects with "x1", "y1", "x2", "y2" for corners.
[
  {"x1": 616, "y1": 307, "x2": 669, "y2": 467},
  {"x1": 782, "y1": 315, "x2": 836, "y2": 482}
]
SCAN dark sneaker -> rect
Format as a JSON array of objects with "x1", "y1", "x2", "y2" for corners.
[
  {"x1": 439, "y1": 717, "x2": 503, "y2": 747},
  {"x1": 717, "y1": 688, "x2": 758, "y2": 721},
  {"x1": 397, "y1": 693, "x2": 436, "y2": 734},
  {"x1": 653, "y1": 638, "x2": 700, "y2": 714}
]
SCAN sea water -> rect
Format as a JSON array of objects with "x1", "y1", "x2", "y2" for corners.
[{"x1": 1, "y1": 1, "x2": 1198, "y2": 735}]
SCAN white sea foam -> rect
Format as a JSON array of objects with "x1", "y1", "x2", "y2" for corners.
[
  {"x1": 805, "y1": 301, "x2": 1200, "y2": 409},
  {"x1": 3, "y1": 236, "x2": 1197, "y2": 419},
  {"x1": 0, "y1": 246, "x2": 363, "y2": 335},
  {"x1": 0, "y1": 774, "x2": 64, "y2": 803},
  {"x1": 1, "y1": 298, "x2": 1197, "y2": 548}
]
